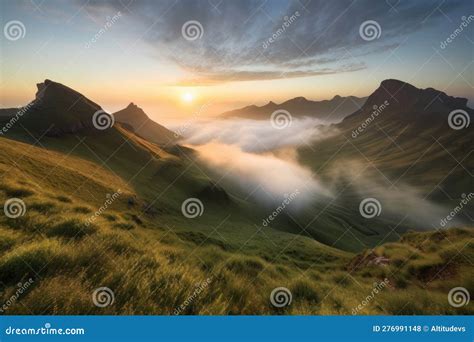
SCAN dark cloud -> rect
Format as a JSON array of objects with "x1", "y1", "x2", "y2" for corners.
[{"x1": 83, "y1": 0, "x2": 466, "y2": 83}]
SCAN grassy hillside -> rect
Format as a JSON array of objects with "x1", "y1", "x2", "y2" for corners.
[
  {"x1": 0, "y1": 132, "x2": 472, "y2": 314},
  {"x1": 294, "y1": 82, "x2": 473, "y2": 251},
  {"x1": 0, "y1": 77, "x2": 472, "y2": 314}
]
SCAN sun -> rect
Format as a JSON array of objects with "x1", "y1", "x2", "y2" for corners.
[{"x1": 181, "y1": 92, "x2": 194, "y2": 103}]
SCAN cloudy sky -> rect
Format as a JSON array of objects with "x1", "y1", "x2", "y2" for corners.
[{"x1": 1, "y1": 0, "x2": 473, "y2": 119}]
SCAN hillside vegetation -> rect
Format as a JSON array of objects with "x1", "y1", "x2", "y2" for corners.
[{"x1": 0, "y1": 135, "x2": 472, "y2": 315}]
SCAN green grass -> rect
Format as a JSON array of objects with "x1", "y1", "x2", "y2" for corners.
[{"x1": 0, "y1": 125, "x2": 472, "y2": 315}]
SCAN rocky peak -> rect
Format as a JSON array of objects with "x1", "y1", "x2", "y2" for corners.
[
  {"x1": 25, "y1": 79, "x2": 105, "y2": 136},
  {"x1": 364, "y1": 79, "x2": 468, "y2": 113}
]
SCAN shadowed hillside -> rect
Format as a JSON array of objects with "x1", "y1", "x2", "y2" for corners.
[
  {"x1": 0, "y1": 79, "x2": 472, "y2": 315},
  {"x1": 114, "y1": 102, "x2": 179, "y2": 146}
]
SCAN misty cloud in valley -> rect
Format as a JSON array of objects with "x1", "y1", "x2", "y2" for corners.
[
  {"x1": 170, "y1": 117, "x2": 452, "y2": 228},
  {"x1": 171, "y1": 117, "x2": 334, "y2": 208}
]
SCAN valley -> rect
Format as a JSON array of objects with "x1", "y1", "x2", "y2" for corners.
[{"x1": 0, "y1": 78, "x2": 472, "y2": 315}]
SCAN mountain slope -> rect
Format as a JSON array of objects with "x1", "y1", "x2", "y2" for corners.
[
  {"x1": 0, "y1": 79, "x2": 472, "y2": 314},
  {"x1": 16, "y1": 79, "x2": 104, "y2": 136},
  {"x1": 114, "y1": 103, "x2": 179, "y2": 146},
  {"x1": 1, "y1": 133, "x2": 472, "y2": 315},
  {"x1": 293, "y1": 79, "x2": 473, "y2": 250},
  {"x1": 221, "y1": 95, "x2": 367, "y2": 123}
]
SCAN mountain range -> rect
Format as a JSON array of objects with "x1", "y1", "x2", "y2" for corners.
[
  {"x1": 0, "y1": 78, "x2": 472, "y2": 315},
  {"x1": 220, "y1": 94, "x2": 367, "y2": 123}
]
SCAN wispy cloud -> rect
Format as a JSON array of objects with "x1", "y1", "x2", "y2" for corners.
[{"x1": 83, "y1": 0, "x2": 465, "y2": 83}]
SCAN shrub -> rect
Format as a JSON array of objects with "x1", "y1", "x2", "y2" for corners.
[
  {"x1": 47, "y1": 218, "x2": 97, "y2": 239},
  {"x1": 0, "y1": 240, "x2": 70, "y2": 284},
  {"x1": 291, "y1": 279, "x2": 320, "y2": 303},
  {"x1": 55, "y1": 195, "x2": 72, "y2": 203},
  {"x1": 225, "y1": 257, "x2": 264, "y2": 277},
  {"x1": 29, "y1": 201, "x2": 57, "y2": 214},
  {"x1": 72, "y1": 206, "x2": 92, "y2": 214}
]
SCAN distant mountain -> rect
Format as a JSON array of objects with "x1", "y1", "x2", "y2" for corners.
[
  {"x1": 295, "y1": 79, "x2": 473, "y2": 250},
  {"x1": 341, "y1": 79, "x2": 472, "y2": 127},
  {"x1": 220, "y1": 95, "x2": 367, "y2": 123},
  {"x1": 18, "y1": 79, "x2": 104, "y2": 136},
  {"x1": 113, "y1": 103, "x2": 178, "y2": 146},
  {"x1": 0, "y1": 80, "x2": 179, "y2": 146}
]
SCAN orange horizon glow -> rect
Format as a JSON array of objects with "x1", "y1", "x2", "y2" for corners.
[{"x1": 1, "y1": 71, "x2": 473, "y2": 122}]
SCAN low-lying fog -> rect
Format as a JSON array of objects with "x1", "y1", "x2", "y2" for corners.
[
  {"x1": 169, "y1": 117, "x2": 334, "y2": 207},
  {"x1": 167, "y1": 117, "x2": 459, "y2": 228}
]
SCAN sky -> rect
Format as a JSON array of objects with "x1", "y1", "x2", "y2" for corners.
[{"x1": 1, "y1": 0, "x2": 473, "y2": 120}]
